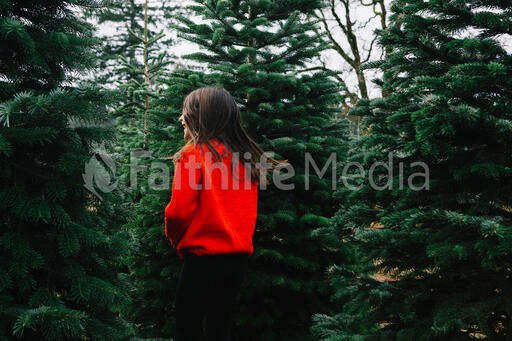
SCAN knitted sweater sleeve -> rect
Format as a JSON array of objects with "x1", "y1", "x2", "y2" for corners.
[{"x1": 164, "y1": 148, "x2": 202, "y2": 247}]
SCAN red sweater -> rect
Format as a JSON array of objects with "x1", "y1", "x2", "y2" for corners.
[{"x1": 164, "y1": 138, "x2": 258, "y2": 259}]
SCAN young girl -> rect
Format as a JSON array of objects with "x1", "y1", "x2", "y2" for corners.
[{"x1": 164, "y1": 86, "x2": 287, "y2": 341}]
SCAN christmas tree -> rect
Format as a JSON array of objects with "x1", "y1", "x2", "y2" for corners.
[
  {"x1": 311, "y1": 0, "x2": 512, "y2": 339},
  {"x1": 110, "y1": 2, "x2": 180, "y2": 337},
  {"x1": 0, "y1": 0, "x2": 131, "y2": 340},
  {"x1": 83, "y1": 0, "x2": 180, "y2": 85},
  {"x1": 168, "y1": 1, "x2": 351, "y2": 339}
]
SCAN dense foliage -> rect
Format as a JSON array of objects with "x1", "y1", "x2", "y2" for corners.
[
  {"x1": 0, "y1": 0, "x2": 131, "y2": 340},
  {"x1": 311, "y1": 0, "x2": 512, "y2": 340},
  {"x1": 3, "y1": 0, "x2": 511, "y2": 340}
]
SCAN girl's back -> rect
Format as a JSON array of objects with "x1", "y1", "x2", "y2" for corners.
[{"x1": 165, "y1": 138, "x2": 258, "y2": 258}]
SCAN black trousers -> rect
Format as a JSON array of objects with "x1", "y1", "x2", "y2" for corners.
[{"x1": 174, "y1": 252, "x2": 249, "y2": 341}]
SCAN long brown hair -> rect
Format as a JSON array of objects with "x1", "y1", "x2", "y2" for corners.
[{"x1": 171, "y1": 86, "x2": 289, "y2": 185}]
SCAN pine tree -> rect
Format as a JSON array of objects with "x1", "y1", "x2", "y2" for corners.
[
  {"x1": 0, "y1": 1, "x2": 131, "y2": 340},
  {"x1": 83, "y1": 0, "x2": 181, "y2": 85},
  {"x1": 109, "y1": 1, "x2": 181, "y2": 338},
  {"x1": 311, "y1": 0, "x2": 512, "y2": 340},
  {"x1": 82, "y1": 1, "x2": 200, "y2": 338},
  {"x1": 167, "y1": 1, "x2": 351, "y2": 339}
]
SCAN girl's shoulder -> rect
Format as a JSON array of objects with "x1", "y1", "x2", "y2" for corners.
[
  {"x1": 198, "y1": 138, "x2": 226, "y2": 150},
  {"x1": 177, "y1": 143, "x2": 201, "y2": 163},
  {"x1": 198, "y1": 138, "x2": 231, "y2": 160},
  {"x1": 183, "y1": 143, "x2": 198, "y2": 154},
  {"x1": 180, "y1": 140, "x2": 222, "y2": 159}
]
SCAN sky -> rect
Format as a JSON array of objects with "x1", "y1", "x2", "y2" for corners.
[
  {"x1": 95, "y1": 0, "x2": 386, "y2": 99},
  {"x1": 94, "y1": 1, "x2": 512, "y2": 100},
  {"x1": 170, "y1": 1, "x2": 385, "y2": 98}
]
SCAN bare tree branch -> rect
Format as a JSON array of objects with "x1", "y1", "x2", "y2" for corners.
[{"x1": 310, "y1": 0, "x2": 390, "y2": 132}]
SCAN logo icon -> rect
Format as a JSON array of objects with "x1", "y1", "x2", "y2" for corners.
[{"x1": 83, "y1": 146, "x2": 118, "y2": 200}]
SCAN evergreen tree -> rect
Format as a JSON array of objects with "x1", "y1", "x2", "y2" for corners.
[
  {"x1": 110, "y1": 1, "x2": 180, "y2": 338},
  {"x1": 84, "y1": 0, "x2": 181, "y2": 85},
  {"x1": 82, "y1": 1, "x2": 200, "y2": 338},
  {"x1": 0, "y1": 0, "x2": 131, "y2": 340},
  {"x1": 311, "y1": 0, "x2": 512, "y2": 340},
  {"x1": 167, "y1": 1, "x2": 351, "y2": 339}
]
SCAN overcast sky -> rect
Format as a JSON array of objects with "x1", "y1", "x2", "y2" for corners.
[
  {"x1": 93, "y1": 1, "x2": 512, "y2": 100},
  {"x1": 94, "y1": 0, "x2": 386, "y2": 98}
]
